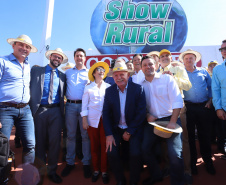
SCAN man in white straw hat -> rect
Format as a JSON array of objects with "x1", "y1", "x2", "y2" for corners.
[
  {"x1": 140, "y1": 55, "x2": 184, "y2": 185},
  {"x1": 0, "y1": 34, "x2": 37, "y2": 165},
  {"x1": 179, "y1": 49, "x2": 215, "y2": 175},
  {"x1": 29, "y1": 48, "x2": 67, "y2": 184},
  {"x1": 103, "y1": 62, "x2": 146, "y2": 185},
  {"x1": 159, "y1": 49, "x2": 192, "y2": 184},
  {"x1": 61, "y1": 48, "x2": 92, "y2": 179}
]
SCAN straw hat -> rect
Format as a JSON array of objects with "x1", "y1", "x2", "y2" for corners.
[
  {"x1": 149, "y1": 121, "x2": 183, "y2": 138},
  {"x1": 61, "y1": 62, "x2": 75, "y2": 71},
  {"x1": 45, "y1": 48, "x2": 68, "y2": 64},
  {"x1": 171, "y1": 60, "x2": 185, "y2": 68},
  {"x1": 88, "y1": 61, "x2": 109, "y2": 82},
  {"x1": 107, "y1": 62, "x2": 135, "y2": 77},
  {"x1": 179, "y1": 49, "x2": 201, "y2": 63},
  {"x1": 147, "y1": 51, "x2": 160, "y2": 57},
  {"x1": 7, "y1": 34, "x2": 37, "y2": 53}
]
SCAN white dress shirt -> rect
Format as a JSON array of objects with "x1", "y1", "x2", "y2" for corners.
[
  {"x1": 132, "y1": 70, "x2": 145, "y2": 84},
  {"x1": 141, "y1": 73, "x2": 183, "y2": 119},
  {"x1": 81, "y1": 81, "x2": 110, "y2": 128}
]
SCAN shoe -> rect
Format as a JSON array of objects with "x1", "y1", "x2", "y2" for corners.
[
  {"x1": 205, "y1": 162, "x2": 216, "y2": 175},
  {"x1": 48, "y1": 173, "x2": 62, "y2": 184},
  {"x1": 92, "y1": 171, "x2": 100, "y2": 182},
  {"x1": 61, "y1": 164, "x2": 75, "y2": 177},
  {"x1": 102, "y1": 173, "x2": 109, "y2": 184},
  {"x1": 83, "y1": 165, "x2": 92, "y2": 178},
  {"x1": 184, "y1": 173, "x2": 193, "y2": 185},
  {"x1": 191, "y1": 164, "x2": 198, "y2": 175},
  {"x1": 142, "y1": 176, "x2": 163, "y2": 185},
  {"x1": 116, "y1": 179, "x2": 126, "y2": 185}
]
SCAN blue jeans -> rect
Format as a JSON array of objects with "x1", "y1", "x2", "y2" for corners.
[
  {"x1": 142, "y1": 118, "x2": 184, "y2": 185},
  {"x1": 65, "y1": 102, "x2": 91, "y2": 165},
  {"x1": 0, "y1": 105, "x2": 35, "y2": 164}
]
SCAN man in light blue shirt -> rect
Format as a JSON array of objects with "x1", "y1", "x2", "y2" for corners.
[
  {"x1": 212, "y1": 39, "x2": 226, "y2": 155},
  {"x1": 0, "y1": 34, "x2": 37, "y2": 165},
  {"x1": 61, "y1": 48, "x2": 91, "y2": 178},
  {"x1": 180, "y1": 49, "x2": 215, "y2": 175}
]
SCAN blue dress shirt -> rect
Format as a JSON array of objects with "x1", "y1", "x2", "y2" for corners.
[
  {"x1": 41, "y1": 65, "x2": 60, "y2": 105},
  {"x1": 0, "y1": 53, "x2": 30, "y2": 103},
  {"x1": 183, "y1": 67, "x2": 212, "y2": 103},
  {"x1": 65, "y1": 67, "x2": 89, "y2": 100},
  {"x1": 212, "y1": 60, "x2": 226, "y2": 111}
]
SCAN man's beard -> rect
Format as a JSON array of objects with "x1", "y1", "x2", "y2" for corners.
[{"x1": 50, "y1": 59, "x2": 61, "y2": 68}]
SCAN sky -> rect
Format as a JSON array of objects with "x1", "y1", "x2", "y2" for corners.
[{"x1": 0, "y1": 0, "x2": 226, "y2": 57}]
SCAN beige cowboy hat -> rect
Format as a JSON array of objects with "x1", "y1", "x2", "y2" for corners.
[
  {"x1": 179, "y1": 49, "x2": 201, "y2": 63},
  {"x1": 171, "y1": 60, "x2": 185, "y2": 68},
  {"x1": 107, "y1": 62, "x2": 135, "y2": 77},
  {"x1": 147, "y1": 51, "x2": 160, "y2": 57},
  {"x1": 88, "y1": 61, "x2": 109, "y2": 82},
  {"x1": 7, "y1": 34, "x2": 38, "y2": 53},
  {"x1": 45, "y1": 48, "x2": 68, "y2": 64},
  {"x1": 61, "y1": 62, "x2": 75, "y2": 71},
  {"x1": 149, "y1": 121, "x2": 183, "y2": 138}
]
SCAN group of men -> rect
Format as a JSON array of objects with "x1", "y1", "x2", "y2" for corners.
[{"x1": 0, "y1": 34, "x2": 225, "y2": 185}]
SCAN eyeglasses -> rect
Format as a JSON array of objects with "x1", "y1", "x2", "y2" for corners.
[
  {"x1": 51, "y1": 54, "x2": 63, "y2": 60},
  {"x1": 96, "y1": 68, "x2": 105, "y2": 73},
  {"x1": 219, "y1": 47, "x2": 226, "y2": 52}
]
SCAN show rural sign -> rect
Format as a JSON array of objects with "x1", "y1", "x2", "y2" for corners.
[{"x1": 90, "y1": 0, "x2": 188, "y2": 54}]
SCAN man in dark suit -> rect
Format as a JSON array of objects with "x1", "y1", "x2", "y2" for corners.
[
  {"x1": 30, "y1": 48, "x2": 67, "y2": 184},
  {"x1": 103, "y1": 62, "x2": 146, "y2": 185}
]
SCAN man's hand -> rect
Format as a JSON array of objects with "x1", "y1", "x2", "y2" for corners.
[
  {"x1": 147, "y1": 113, "x2": 157, "y2": 122},
  {"x1": 167, "y1": 122, "x2": 176, "y2": 129},
  {"x1": 82, "y1": 117, "x2": 89, "y2": 130},
  {"x1": 205, "y1": 99, "x2": 212, "y2": 109},
  {"x1": 106, "y1": 135, "x2": 116, "y2": 152},
  {"x1": 162, "y1": 71, "x2": 173, "y2": 76},
  {"x1": 216, "y1": 109, "x2": 226, "y2": 120},
  {"x1": 0, "y1": 122, "x2": 2, "y2": 129},
  {"x1": 122, "y1": 131, "x2": 131, "y2": 141}
]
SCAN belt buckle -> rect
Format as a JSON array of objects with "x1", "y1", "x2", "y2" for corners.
[{"x1": 17, "y1": 103, "x2": 25, "y2": 108}]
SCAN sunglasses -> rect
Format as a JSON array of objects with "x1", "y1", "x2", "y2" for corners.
[
  {"x1": 51, "y1": 54, "x2": 63, "y2": 60},
  {"x1": 219, "y1": 47, "x2": 226, "y2": 52},
  {"x1": 96, "y1": 67, "x2": 105, "y2": 73}
]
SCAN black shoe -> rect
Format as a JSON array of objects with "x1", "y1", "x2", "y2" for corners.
[
  {"x1": 102, "y1": 173, "x2": 109, "y2": 184},
  {"x1": 116, "y1": 179, "x2": 126, "y2": 185},
  {"x1": 205, "y1": 162, "x2": 216, "y2": 175},
  {"x1": 184, "y1": 173, "x2": 193, "y2": 185},
  {"x1": 142, "y1": 176, "x2": 163, "y2": 185},
  {"x1": 83, "y1": 165, "x2": 92, "y2": 178},
  {"x1": 48, "y1": 173, "x2": 62, "y2": 184},
  {"x1": 92, "y1": 171, "x2": 100, "y2": 182},
  {"x1": 191, "y1": 164, "x2": 198, "y2": 175},
  {"x1": 61, "y1": 164, "x2": 75, "y2": 177}
]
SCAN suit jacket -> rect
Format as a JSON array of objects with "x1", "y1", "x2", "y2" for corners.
[
  {"x1": 103, "y1": 81, "x2": 146, "y2": 138},
  {"x1": 29, "y1": 65, "x2": 66, "y2": 116}
]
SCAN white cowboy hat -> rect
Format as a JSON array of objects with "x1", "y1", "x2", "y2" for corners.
[
  {"x1": 88, "y1": 61, "x2": 109, "y2": 82},
  {"x1": 45, "y1": 48, "x2": 68, "y2": 64},
  {"x1": 179, "y1": 49, "x2": 201, "y2": 63},
  {"x1": 149, "y1": 121, "x2": 183, "y2": 138},
  {"x1": 147, "y1": 51, "x2": 160, "y2": 57},
  {"x1": 61, "y1": 62, "x2": 75, "y2": 71},
  {"x1": 7, "y1": 34, "x2": 38, "y2": 53},
  {"x1": 107, "y1": 62, "x2": 135, "y2": 77}
]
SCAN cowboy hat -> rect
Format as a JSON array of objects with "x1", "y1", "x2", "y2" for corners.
[
  {"x1": 45, "y1": 48, "x2": 68, "y2": 64},
  {"x1": 88, "y1": 61, "x2": 109, "y2": 82},
  {"x1": 147, "y1": 51, "x2": 160, "y2": 57},
  {"x1": 7, "y1": 34, "x2": 38, "y2": 53},
  {"x1": 61, "y1": 62, "x2": 75, "y2": 71},
  {"x1": 171, "y1": 60, "x2": 185, "y2": 68},
  {"x1": 107, "y1": 62, "x2": 135, "y2": 77},
  {"x1": 149, "y1": 121, "x2": 183, "y2": 138},
  {"x1": 179, "y1": 49, "x2": 201, "y2": 63}
]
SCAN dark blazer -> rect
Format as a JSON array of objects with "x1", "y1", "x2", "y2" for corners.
[
  {"x1": 103, "y1": 81, "x2": 146, "y2": 137},
  {"x1": 29, "y1": 65, "x2": 66, "y2": 116}
]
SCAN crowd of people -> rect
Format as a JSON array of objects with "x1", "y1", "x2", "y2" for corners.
[{"x1": 0, "y1": 34, "x2": 226, "y2": 185}]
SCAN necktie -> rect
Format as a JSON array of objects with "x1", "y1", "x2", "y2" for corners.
[{"x1": 48, "y1": 69, "x2": 55, "y2": 104}]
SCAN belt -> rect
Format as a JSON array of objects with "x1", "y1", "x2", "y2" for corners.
[
  {"x1": 0, "y1": 102, "x2": 28, "y2": 109},
  {"x1": 40, "y1": 103, "x2": 60, "y2": 108},
  {"x1": 184, "y1": 101, "x2": 207, "y2": 106},
  {"x1": 67, "y1": 99, "x2": 82, "y2": 104},
  {"x1": 156, "y1": 115, "x2": 172, "y2": 121}
]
